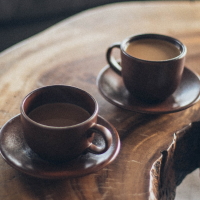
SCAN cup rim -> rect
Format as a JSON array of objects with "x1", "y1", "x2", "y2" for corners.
[
  {"x1": 20, "y1": 85, "x2": 98, "y2": 129},
  {"x1": 121, "y1": 33, "x2": 187, "y2": 63}
]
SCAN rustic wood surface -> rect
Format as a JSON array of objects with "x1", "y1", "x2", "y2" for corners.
[
  {"x1": 0, "y1": 1, "x2": 200, "y2": 199},
  {"x1": 150, "y1": 122, "x2": 200, "y2": 200}
]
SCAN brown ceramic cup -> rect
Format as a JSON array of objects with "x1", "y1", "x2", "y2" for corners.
[
  {"x1": 20, "y1": 85, "x2": 112, "y2": 163},
  {"x1": 106, "y1": 33, "x2": 187, "y2": 103}
]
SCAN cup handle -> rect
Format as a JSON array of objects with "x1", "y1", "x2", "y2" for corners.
[
  {"x1": 87, "y1": 124, "x2": 112, "y2": 154},
  {"x1": 106, "y1": 43, "x2": 122, "y2": 76}
]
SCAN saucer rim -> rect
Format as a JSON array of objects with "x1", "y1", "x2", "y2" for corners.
[
  {"x1": 0, "y1": 114, "x2": 120, "y2": 179},
  {"x1": 97, "y1": 65, "x2": 200, "y2": 114}
]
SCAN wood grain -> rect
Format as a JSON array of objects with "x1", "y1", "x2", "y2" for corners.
[{"x1": 0, "y1": 2, "x2": 200, "y2": 199}]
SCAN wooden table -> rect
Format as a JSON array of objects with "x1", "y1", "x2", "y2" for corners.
[{"x1": 0, "y1": 1, "x2": 200, "y2": 199}]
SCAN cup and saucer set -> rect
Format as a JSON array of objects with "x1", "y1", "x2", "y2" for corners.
[
  {"x1": 1, "y1": 33, "x2": 200, "y2": 179},
  {"x1": 0, "y1": 85, "x2": 120, "y2": 179},
  {"x1": 98, "y1": 33, "x2": 200, "y2": 114}
]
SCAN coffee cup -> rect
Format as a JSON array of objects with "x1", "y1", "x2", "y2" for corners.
[
  {"x1": 106, "y1": 33, "x2": 187, "y2": 103},
  {"x1": 20, "y1": 85, "x2": 112, "y2": 162}
]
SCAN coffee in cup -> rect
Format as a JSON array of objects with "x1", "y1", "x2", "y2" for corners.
[
  {"x1": 28, "y1": 103, "x2": 90, "y2": 127},
  {"x1": 20, "y1": 85, "x2": 112, "y2": 162},
  {"x1": 106, "y1": 33, "x2": 187, "y2": 103},
  {"x1": 125, "y1": 38, "x2": 181, "y2": 61}
]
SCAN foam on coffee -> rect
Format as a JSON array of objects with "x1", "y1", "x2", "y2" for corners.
[
  {"x1": 28, "y1": 103, "x2": 90, "y2": 127},
  {"x1": 125, "y1": 38, "x2": 181, "y2": 61}
]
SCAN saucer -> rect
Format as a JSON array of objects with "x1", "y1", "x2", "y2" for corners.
[
  {"x1": 0, "y1": 114, "x2": 120, "y2": 179},
  {"x1": 97, "y1": 65, "x2": 200, "y2": 114}
]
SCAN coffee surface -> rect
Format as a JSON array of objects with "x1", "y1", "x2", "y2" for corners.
[
  {"x1": 125, "y1": 38, "x2": 181, "y2": 61},
  {"x1": 28, "y1": 103, "x2": 90, "y2": 127}
]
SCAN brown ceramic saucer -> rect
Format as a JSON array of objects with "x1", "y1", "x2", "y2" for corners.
[
  {"x1": 97, "y1": 65, "x2": 200, "y2": 114},
  {"x1": 0, "y1": 114, "x2": 120, "y2": 179}
]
